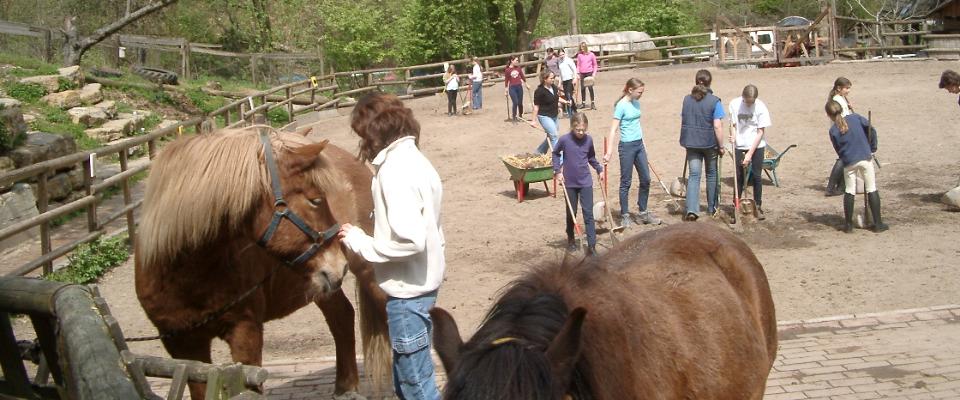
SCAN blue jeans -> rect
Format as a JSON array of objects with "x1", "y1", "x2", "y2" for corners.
[
  {"x1": 508, "y1": 85, "x2": 523, "y2": 119},
  {"x1": 535, "y1": 115, "x2": 559, "y2": 154},
  {"x1": 565, "y1": 187, "x2": 597, "y2": 249},
  {"x1": 685, "y1": 147, "x2": 719, "y2": 216},
  {"x1": 618, "y1": 140, "x2": 651, "y2": 216},
  {"x1": 471, "y1": 81, "x2": 482, "y2": 109},
  {"x1": 387, "y1": 291, "x2": 441, "y2": 400}
]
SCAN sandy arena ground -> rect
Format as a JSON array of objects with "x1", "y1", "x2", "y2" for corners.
[{"x1": 10, "y1": 59, "x2": 960, "y2": 366}]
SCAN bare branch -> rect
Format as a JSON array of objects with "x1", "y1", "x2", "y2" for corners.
[{"x1": 75, "y1": 0, "x2": 178, "y2": 50}]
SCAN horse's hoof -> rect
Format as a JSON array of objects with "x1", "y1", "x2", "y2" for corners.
[{"x1": 332, "y1": 391, "x2": 367, "y2": 400}]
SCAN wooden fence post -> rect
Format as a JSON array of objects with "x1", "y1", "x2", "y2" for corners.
[
  {"x1": 82, "y1": 159, "x2": 97, "y2": 234},
  {"x1": 181, "y1": 38, "x2": 191, "y2": 81},
  {"x1": 37, "y1": 172, "x2": 51, "y2": 275},
  {"x1": 250, "y1": 55, "x2": 259, "y2": 86},
  {"x1": 118, "y1": 151, "x2": 135, "y2": 246},
  {"x1": 42, "y1": 28, "x2": 52, "y2": 64},
  {"x1": 285, "y1": 87, "x2": 293, "y2": 122}
]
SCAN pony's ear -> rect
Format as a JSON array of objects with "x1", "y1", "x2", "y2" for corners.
[
  {"x1": 430, "y1": 307, "x2": 463, "y2": 374},
  {"x1": 546, "y1": 307, "x2": 587, "y2": 394},
  {"x1": 285, "y1": 139, "x2": 329, "y2": 172}
]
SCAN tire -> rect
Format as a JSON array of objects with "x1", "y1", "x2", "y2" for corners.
[
  {"x1": 133, "y1": 65, "x2": 178, "y2": 85},
  {"x1": 90, "y1": 66, "x2": 123, "y2": 78}
]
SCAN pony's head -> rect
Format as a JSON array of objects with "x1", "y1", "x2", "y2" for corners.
[
  {"x1": 431, "y1": 276, "x2": 589, "y2": 400},
  {"x1": 138, "y1": 126, "x2": 355, "y2": 297}
]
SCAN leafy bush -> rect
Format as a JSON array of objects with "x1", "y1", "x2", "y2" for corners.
[
  {"x1": 186, "y1": 88, "x2": 225, "y2": 114},
  {"x1": 267, "y1": 107, "x2": 289, "y2": 127},
  {"x1": 142, "y1": 114, "x2": 162, "y2": 132},
  {"x1": 57, "y1": 76, "x2": 78, "y2": 92},
  {"x1": 45, "y1": 235, "x2": 130, "y2": 284},
  {"x1": 5, "y1": 82, "x2": 46, "y2": 103}
]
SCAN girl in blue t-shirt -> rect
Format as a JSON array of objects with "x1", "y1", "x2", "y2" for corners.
[{"x1": 603, "y1": 78, "x2": 661, "y2": 227}]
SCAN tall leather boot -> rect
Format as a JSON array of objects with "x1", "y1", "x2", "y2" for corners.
[
  {"x1": 843, "y1": 193, "x2": 855, "y2": 233},
  {"x1": 867, "y1": 191, "x2": 889, "y2": 232},
  {"x1": 827, "y1": 159, "x2": 844, "y2": 196}
]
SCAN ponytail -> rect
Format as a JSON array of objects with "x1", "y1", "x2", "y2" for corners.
[
  {"x1": 827, "y1": 77, "x2": 852, "y2": 104},
  {"x1": 615, "y1": 77, "x2": 644, "y2": 106},
  {"x1": 691, "y1": 85, "x2": 708, "y2": 101},
  {"x1": 825, "y1": 100, "x2": 848, "y2": 133}
]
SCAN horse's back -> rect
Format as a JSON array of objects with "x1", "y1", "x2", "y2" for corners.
[{"x1": 577, "y1": 223, "x2": 776, "y2": 399}]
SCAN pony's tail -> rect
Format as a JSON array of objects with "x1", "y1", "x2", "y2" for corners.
[{"x1": 356, "y1": 272, "x2": 392, "y2": 390}]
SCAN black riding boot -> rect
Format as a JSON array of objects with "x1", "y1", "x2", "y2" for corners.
[
  {"x1": 827, "y1": 159, "x2": 844, "y2": 196},
  {"x1": 843, "y1": 193, "x2": 855, "y2": 233},
  {"x1": 867, "y1": 191, "x2": 889, "y2": 233}
]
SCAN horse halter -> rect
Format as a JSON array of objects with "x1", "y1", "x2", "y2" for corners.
[{"x1": 256, "y1": 129, "x2": 340, "y2": 268}]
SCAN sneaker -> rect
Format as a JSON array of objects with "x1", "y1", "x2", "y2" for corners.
[
  {"x1": 590, "y1": 102, "x2": 596, "y2": 110},
  {"x1": 620, "y1": 213, "x2": 634, "y2": 228},
  {"x1": 586, "y1": 246, "x2": 598, "y2": 257},
  {"x1": 638, "y1": 211, "x2": 662, "y2": 225},
  {"x1": 756, "y1": 207, "x2": 766, "y2": 220},
  {"x1": 567, "y1": 238, "x2": 578, "y2": 252},
  {"x1": 683, "y1": 212, "x2": 699, "y2": 222}
]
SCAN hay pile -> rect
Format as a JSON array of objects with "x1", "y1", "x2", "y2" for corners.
[{"x1": 503, "y1": 153, "x2": 552, "y2": 169}]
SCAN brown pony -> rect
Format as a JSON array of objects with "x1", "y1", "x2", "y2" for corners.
[
  {"x1": 135, "y1": 125, "x2": 390, "y2": 400},
  {"x1": 431, "y1": 222, "x2": 777, "y2": 400}
]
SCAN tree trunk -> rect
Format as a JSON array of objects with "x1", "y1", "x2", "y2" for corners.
[
  {"x1": 568, "y1": 0, "x2": 578, "y2": 35},
  {"x1": 61, "y1": 0, "x2": 179, "y2": 66},
  {"x1": 251, "y1": 0, "x2": 273, "y2": 51},
  {"x1": 485, "y1": 1, "x2": 511, "y2": 53},
  {"x1": 513, "y1": 0, "x2": 545, "y2": 51}
]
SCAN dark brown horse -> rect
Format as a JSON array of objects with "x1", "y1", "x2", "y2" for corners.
[
  {"x1": 135, "y1": 126, "x2": 390, "y2": 399},
  {"x1": 431, "y1": 223, "x2": 777, "y2": 400}
]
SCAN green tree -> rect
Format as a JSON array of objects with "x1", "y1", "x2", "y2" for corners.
[
  {"x1": 578, "y1": 0, "x2": 693, "y2": 37},
  {"x1": 395, "y1": 1, "x2": 499, "y2": 65}
]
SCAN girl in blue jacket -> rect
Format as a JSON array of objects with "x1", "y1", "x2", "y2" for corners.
[{"x1": 825, "y1": 100, "x2": 888, "y2": 233}]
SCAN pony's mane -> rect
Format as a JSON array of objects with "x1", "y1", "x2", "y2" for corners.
[
  {"x1": 137, "y1": 125, "x2": 343, "y2": 268},
  {"x1": 444, "y1": 260, "x2": 597, "y2": 400}
]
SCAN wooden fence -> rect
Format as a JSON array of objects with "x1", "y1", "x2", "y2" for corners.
[{"x1": 0, "y1": 277, "x2": 265, "y2": 399}]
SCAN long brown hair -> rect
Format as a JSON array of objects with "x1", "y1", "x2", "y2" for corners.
[
  {"x1": 825, "y1": 100, "x2": 848, "y2": 134},
  {"x1": 691, "y1": 85, "x2": 709, "y2": 101},
  {"x1": 615, "y1": 78, "x2": 644, "y2": 105},
  {"x1": 827, "y1": 77, "x2": 852, "y2": 104},
  {"x1": 351, "y1": 92, "x2": 420, "y2": 161}
]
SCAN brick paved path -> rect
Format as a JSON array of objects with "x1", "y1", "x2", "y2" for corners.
[{"x1": 150, "y1": 305, "x2": 960, "y2": 399}]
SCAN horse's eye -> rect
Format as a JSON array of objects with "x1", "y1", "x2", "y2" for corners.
[{"x1": 308, "y1": 198, "x2": 324, "y2": 207}]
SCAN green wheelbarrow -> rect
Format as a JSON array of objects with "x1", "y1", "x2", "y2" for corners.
[{"x1": 501, "y1": 158, "x2": 556, "y2": 202}]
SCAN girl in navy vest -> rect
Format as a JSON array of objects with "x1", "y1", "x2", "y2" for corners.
[
  {"x1": 679, "y1": 69, "x2": 725, "y2": 221},
  {"x1": 825, "y1": 100, "x2": 888, "y2": 233}
]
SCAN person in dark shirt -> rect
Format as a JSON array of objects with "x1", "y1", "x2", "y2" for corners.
[
  {"x1": 825, "y1": 100, "x2": 888, "y2": 233},
  {"x1": 553, "y1": 113, "x2": 604, "y2": 256},
  {"x1": 534, "y1": 71, "x2": 570, "y2": 154},
  {"x1": 679, "y1": 69, "x2": 725, "y2": 221},
  {"x1": 939, "y1": 70, "x2": 960, "y2": 107}
]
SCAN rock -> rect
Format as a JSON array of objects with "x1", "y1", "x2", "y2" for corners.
[
  {"x1": 44, "y1": 172, "x2": 75, "y2": 201},
  {"x1": 0, "y1": 157, "x2": 14, "y2": 191},
  {"x1": 93, "y1": 100, "x2": 117, "y2": 118},
  {"x1": 40, "y1": 90, "x2": 81, "y2": 109},
  {"x1": 115, "y1": 112, "x2": 146, "y2": 135},
  {"x1": 58, "y1": 65, "x2": 82, "y2": 85},
  {"x1": 8, "y1": 132, "x2": 78, "y2": 168},
  {"x1": 22, "y1": 113, "x2": 36, "y2": 125},
  {"x1": 157, "y1": 119, "x2": 179, "y2": 131},
  {"x1": 0, "y1": 98, "x2": 22, "y2": 109},
  {"x1": 0, "y1": 183, "x2": 40, "y2": 254},
  {"x1": 18, "y1": 75, "x2": 59, "y2": 93},
  {"x1": 85, "y1": 118, "x2": 138, "y2": 142},
  {"x1": 1, "y1": 98, "x2": 28, "y2": 151},
  {"x1": 67, "y1": 107, "x2": 108, "y2": 127},
  {"x1": 944, "y1": 186, "x2": 960, "y2": 209},
  {"x1": 78, "y1": 83, "x2": 103, "y2": 105}
]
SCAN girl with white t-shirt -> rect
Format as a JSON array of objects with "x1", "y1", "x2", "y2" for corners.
[
  {"x1": 826, "y1": 77, "x2": 853, "y2": 195},
  {"x1": 444, "y1": 64, "x2": 459, "y2": 116},
  {"x1": 729, "y1": 84, "x2": 771, "y2": 219}
]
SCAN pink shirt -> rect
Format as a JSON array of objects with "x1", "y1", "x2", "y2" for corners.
[{"x1": 575, "y1": 51, "x2": 597, "y2": 74}]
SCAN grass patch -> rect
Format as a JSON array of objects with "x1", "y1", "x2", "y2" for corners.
[
  {"x1": 44, "y1": 234, "x2": 130, "y2": 284},
  {"x1": 0, "y1": 53, "x2": 59, "y2": 76},
  {"x1": 33, "y1": 107, "x2": 100, "y2": 150},
  {"x1": 4, "y1": 82, "x2": 46, "y2": 103},
  {"x1": 185, "y1": 88, "x2": 226, "y2": 114},
  {"x1": 267, "y1": 107, "x2": 289, "y2": 127}
]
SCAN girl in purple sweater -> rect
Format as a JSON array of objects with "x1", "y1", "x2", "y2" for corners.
[{"x1": 553, "y1": 113, "x2": 604, "y2": 256}]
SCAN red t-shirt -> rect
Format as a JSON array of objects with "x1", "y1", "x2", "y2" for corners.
[{"x1": 503, "y1": 66, "x2": 526, "y2": 87}]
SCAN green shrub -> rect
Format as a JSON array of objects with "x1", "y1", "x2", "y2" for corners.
[
  {"x1": 267, "y1": 107, "x2": 289, "y2": 127},
  {"x1": 186, "y1": 88, "x2": 225, "y2": 114},
  {"x1": 45, "y1": 235, "x2": 130, "y2": 284},
  {"x1": 57, "y1": 76, "x2": 78, "y2": 92},
  {"x1": 142, "y1": 114, "x2": 162, "y2": 132},
  {"x1": 5, "y1": 82, "x2": 46, "y2": 103}
]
